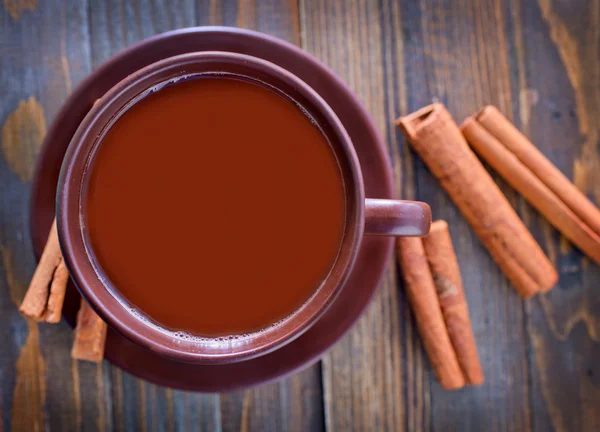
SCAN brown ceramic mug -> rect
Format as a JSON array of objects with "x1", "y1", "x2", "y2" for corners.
[{"x1": 57, "y1": 52, "x2": 431, "y2": 364}]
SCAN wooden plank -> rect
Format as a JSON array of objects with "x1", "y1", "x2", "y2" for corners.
[
  {"x1": 396, "y1": 0, "x2": 536, "y2": 430},
  {"x1": 2, "y1": 0, "x2": 597, "y2": 430},
  {"x1": 88, "y1": 0, "x2": 196, "y2": 67},
  {"x1": 170, "y1": 390, "x2": 220, "y2": 432},
  {"x1": 300, "y1": 0, "x2": 563, "y2": 429},
  {"x1": 0, "y1": 1, "x2": 93, "y2": 431},
  {"x1": 220, "y1": 368, "x2": 324, "y2": 432},
  {"x1": 300, "y1": 0, "x2": 414, "y2": 430},
  {"x1": 204, "y1": 1, "x2": 325, "y2": 431},
  {"x1": 511, "y1": 1, "x2": 600, "y2": 431}
]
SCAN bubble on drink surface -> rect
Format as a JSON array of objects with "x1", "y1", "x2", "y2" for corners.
[
  {"x1": 147, "y1": 74, "x2": 198, "y2": 96},
  {"x1": 115, "y1": 311, "x2": 298, "y2": 349},
  {"x1": 119, "y1": 275, "x2": 324, "y2": 348},
  {"x1": 86, "y1": 238, "x2": 329, "y2": 349},
  {"x1": 149, "y1": 82, "x2": 169, "y2": 94},
  {"x1": 296, "y1": 103, "x2": 320, "y2": 128}
]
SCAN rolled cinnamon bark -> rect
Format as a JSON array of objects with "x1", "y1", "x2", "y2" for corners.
[
  {"x1": 71, "y1": 299, "x2": 107, "y2": 363},
  {"x1": 44, "y1": 259, "x2": 69, "y2": 323},
  {"x1": 19, "y1": 219, "x2": 68, "y2": 322},
  {"x1": 422, "y1": 221, "x2": 483, "y2": 385},
  {"x1": 396, "y1": 237, "x2": 465, "y2": 390},
  {"x1": 462, "y1": 117, "x2": 600, "y2": 266},
  {"x1": 397, "y1": 104, "x2": 557, "y2": 297},
  {"x1": 476, "y1": 106, "x2": 600, "y2": 237}
]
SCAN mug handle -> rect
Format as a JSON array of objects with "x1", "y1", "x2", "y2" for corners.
[{"x1": 364, "y1": 199, "x2": 431, "y2": 236}]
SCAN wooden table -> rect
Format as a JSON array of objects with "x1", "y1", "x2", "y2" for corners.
[{"x1": 1, "y1": 0, "x2": 598, "y2": 431}]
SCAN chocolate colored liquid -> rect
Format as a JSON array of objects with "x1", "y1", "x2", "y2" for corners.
[{"x1": 85, "y1": 76, "x2": 346, "y2": 337}]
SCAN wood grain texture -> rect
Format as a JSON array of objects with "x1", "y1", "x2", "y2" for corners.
[
  {"x1": 220, "y1": 368, "x2": 324, "y2": 432},
  {"x1": 0, "y1": 1, "x2": 91, "y2": 431},
  {"x1": 397, "y1": 0, "x2": 541, "y2": 430},
  {"x1": 1, "y1": 97, "x2": 46, "y2": 182},
  {"x1": 513, "y1": 1, "x2": 600, "y2": 431},
  {"x1": 1, "y1": 0, "x2": 599, "y2": 430},
  {"x1": 300, "y1": 0, "x2": 410, "y2": 430},
  {"x1": 2, "y1": 0, "x2": 35, "y2": 21}
]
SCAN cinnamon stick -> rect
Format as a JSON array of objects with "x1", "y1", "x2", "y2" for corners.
[
  {"x1": 19, "y1": 219, "x2": 68, "y2": 322},
  {"x1": 462, "y1": 117, "x2": 600, "y2": 266},
  {"x1": 396, "y1": 104, "x2": 557, "y2": 297},
  {"x1": 71, "y1": 299, "x2": 107, "y2": 363},
  {"x1": 396, "y1": 237, "x2": 465, "y2": 390},
  {"x1": 476, "y1": 106, "x2": 600, "y2": 237},
  {"x1": 422, "y1": 221, "x2": 484, "y2": 385}
]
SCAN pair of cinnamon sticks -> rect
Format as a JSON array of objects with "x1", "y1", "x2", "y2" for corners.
[
  {"x1": 461, "y1": 107, "x2": 600, "y2": 267},
  {"x1": 398, "y1": 103, "x2": 600, "y2": 298},
  {"x1": 398, "y1": 104, "x2": 558, "y2": 298},
  {"x1": 19, "y1": 218, "x2": 107, "y2": 362},
  {"x1": 395, "y1": 103, "x2": 600, "y2": 390},
  {"x1": 397, "y1": 221, "x2": 483, "y2": 390}
]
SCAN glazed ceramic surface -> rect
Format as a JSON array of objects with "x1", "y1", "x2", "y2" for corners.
[{"x1": 32, "y1": 27, "x2": 396, "y2": 391}]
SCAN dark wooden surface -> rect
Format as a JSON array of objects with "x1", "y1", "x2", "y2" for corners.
[{"x1": 1, "y1": 0, "x2": 598, "y2": 430}]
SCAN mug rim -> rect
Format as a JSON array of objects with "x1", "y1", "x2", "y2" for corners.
[{"x1": 56, "y1": 51, "x2": 366, "y2": 364}]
